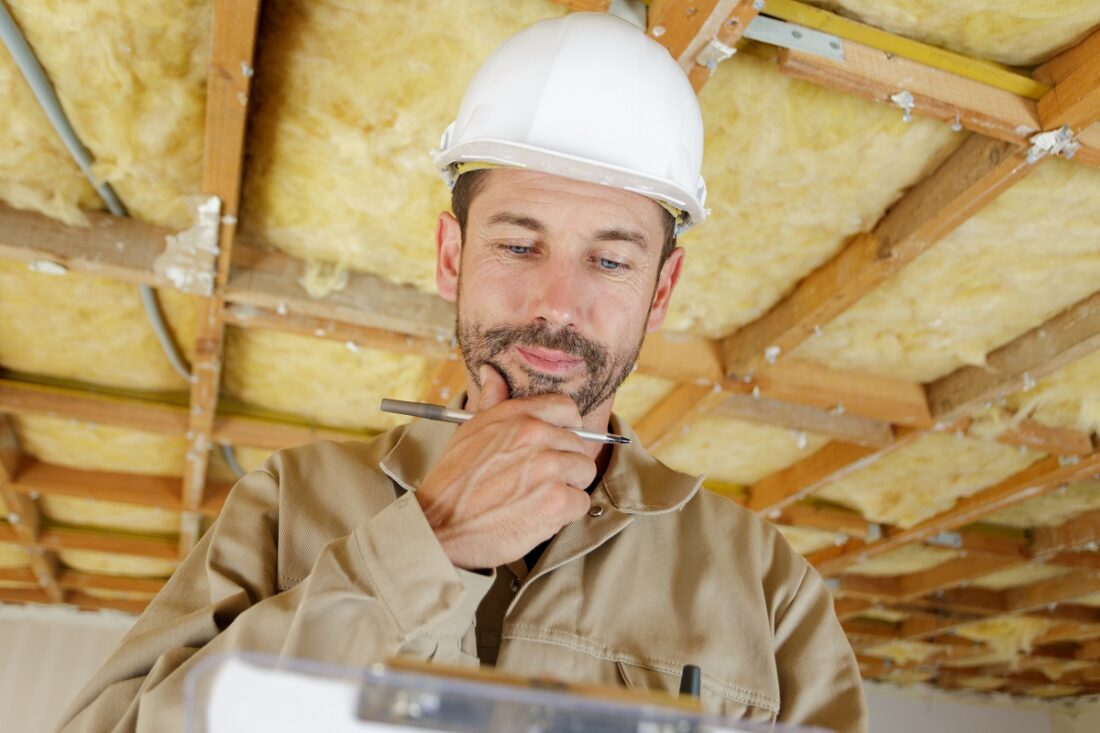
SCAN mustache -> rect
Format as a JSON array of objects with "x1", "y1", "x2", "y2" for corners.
[{"x1": 479, "y1": 323, "x2": 608, "y2": 372}]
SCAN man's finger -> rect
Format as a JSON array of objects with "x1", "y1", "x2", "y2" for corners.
[{"x1": 476, "y1": 364, "x2": 510, "y2": 412}]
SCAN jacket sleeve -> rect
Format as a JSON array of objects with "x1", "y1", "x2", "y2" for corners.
[
  {"x1": 773, "y1": 563, "x2": 868, "y2": 733},
  {"x1": 56, "y1": 464, "x2": 494, "y2": 733}
]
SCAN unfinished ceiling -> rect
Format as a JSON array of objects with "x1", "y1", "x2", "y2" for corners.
[{"x1": 0, "y1": 0, "x2": 1099, "y2": 704}]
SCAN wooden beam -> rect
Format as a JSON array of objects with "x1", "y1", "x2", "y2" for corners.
[
  {"x1": 65, "y1": 591, "x2": 149, "y2": 616},
  {"x1": 1008, "y1": 571, "x2": 1100, "y2": 614},
  {"x1": 994, "y1": 416, "x2": 1095, "y2": 457},
  {"x1": 0, "y1": 376, "x2": 371, "y2": 451},
  {"x1": 37, "y1": 527, "x2": 179, "y2": 562},
  {"x1": 927, "y1": 291, "x2": 1100, "y2": 424},
  {"x1": 772, "y1": 502, "x2": 870, "y2": 538},
  {"x1": 777, "y1": 40, "x2": 1041, "y2": 146},
  {"x1": 1031, "y1": 505, "x2": 1100, "y2": 557},
  {"x1": 9, "y1": 458, "x2": 230, "y2": 517},
  {"x1": 632, "y1": 382, "x2": 728, "y2": 450},
  {"x1": 814, "y1": 450, "x2": 1100, "y2": 576},
  {"x1": 747, "y1": 359, "x2": 932, "y2": 427},
  {"x1": 57, "y1": 569, "x2": 164, "y2": 597},
  {"x1": 223, "y1": 303, "x2": 452, "y2": 360},
  {"x1": 645, "y1": 1, "x2": 760, "y2": 91},
  {"x1": 685, "y1": 1, "x2": 760, "y2": 91},
  {"x1": 896, "y1": 555, "x2": 1025, "y2": 600},
  {"x1": 712, "y1": 392, "x2": 894, "y2": 448},
  {"x1": 0, "y1": 417, "x2": 63, "y2": 603},
  {"x1": 721, "y1": 134, "x2": 1032, "y2": 377},
  {"x1": 180, "y1": 0, "x2": 262, "y2": 555},
  {"x1": 1035, "y1": 26, "x2": 1100, "y2": 133}
]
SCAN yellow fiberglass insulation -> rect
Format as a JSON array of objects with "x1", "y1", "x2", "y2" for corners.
[
  {"x1": 0, "y1": 262, "x2": 197, "y2": 391},
  {"x1": 0, "y1": 541, "x2": 30, "y2": 569},
  {"x1": 845, "y1": 543, "x2": 959, "y2": 577},
  {"x1": 1074, "y1": 590, "x2": 1100, "y2": 607},
  {"x1": 982, "y1": 481, "x2": 1100, "y2": 529},
  {"x1": 816, "y1": 433, "x2": 1042, "y2": 529},
  {"x1": 39, "y1": 495, "x2": 180, "y2": 535},
  {"x1": 970, "y1": 563, "x2": 1073, "y2": 591},
  {"x1": 1006, "y1": 350, "x2": 1100, "y2": 434},
  {"x1": 82, "y1": 587, "x2": 158, "y2": 602},
  {"x1": 953, "y1": 616, "x2": 1053, "y2": 662},
  {"x1": 1037, "y1": 660, "x2": 1094, "y2": 681},
  {"x1": 666, "y1": 49, "x2": 961, "y2": 337},
  {"x1": 795, "y1": 159, "x2": 1100, "y2": 381},
  {"x1": 222, "y1": 327, "x2": 431, "y2": 432},
  {"x1": 0, "y1": 0, "x2": 210, "y2": 229},
  {"x1": 774, "y1": 524, "x2": 845, "y2": 555},
  {"x1": 956, "y1": 676, "x2": 1006, "y2": 691},
  {"x1": 611, "y1": 373, "x2": 675, "y2": 427},
  {"x1": 862, "y1": 639, "x2": 944, "y2": 665},
  {"x1": 13, "y1": 414, "x2": 185, "y2": 477},
  {"x1": 806, "y1": 1, "x2": 1100, "y2": 66},
  {"x1": 857, "y1": 608, "x2": 909, "y2": 624},
  {"x1": 653, "y1": 415, "x2": 829, "y2": 485},
  {"x1": 1030, "y1": 684, "x2": 1083, "y2": 698},
  {"x1": 58, "y1": 549, "x2": 178, "y2": 579},
  {"x1": 239, "y1": 0, "x2": 567, "y2": 290}
]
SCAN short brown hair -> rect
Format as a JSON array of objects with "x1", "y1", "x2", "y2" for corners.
[{"x1": 451, "y1": 170, "x2": 678, "y2": 265}]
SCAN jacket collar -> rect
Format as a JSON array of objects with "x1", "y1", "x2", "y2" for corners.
[{"x1": 378, "y1": 400, "x2": 702, "y2": 515}]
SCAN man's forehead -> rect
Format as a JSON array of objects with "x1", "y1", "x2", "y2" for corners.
[{"x1": 472, "y1": 169, "x2": 666, "y2": 235}]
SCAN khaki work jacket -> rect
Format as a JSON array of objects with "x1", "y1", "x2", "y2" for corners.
[{"x1": 58, "y1": 415, "x2": 867, "y2": 732}]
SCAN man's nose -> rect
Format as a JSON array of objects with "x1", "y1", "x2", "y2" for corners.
[{"x1": 528, "y1": 263, "x2": 581, "y2": 329}]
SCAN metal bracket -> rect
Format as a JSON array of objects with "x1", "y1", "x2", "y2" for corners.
[
  {"x1": 926, "y1": 531, "x2": 963, "y2": 549},
  {"x1": 743, "y1": 15, "x2": 844, "y2": 61}
]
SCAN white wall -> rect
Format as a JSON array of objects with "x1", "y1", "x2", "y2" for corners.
[
  {"x1": 0, "y1": 603, "x2": 133, "y2": 733},
  {"x1": 3, "y1": 601, "x2": 1099, "y2": 732}
]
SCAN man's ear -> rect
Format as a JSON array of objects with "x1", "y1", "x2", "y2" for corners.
[
  {"x1": 436, "y1": 210, "x2": 463, "y2": 303},
  {"x1": 646, "y1": 246, "x2": 685, "y2": 332}
]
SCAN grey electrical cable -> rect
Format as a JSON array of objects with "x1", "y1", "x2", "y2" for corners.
[
  {"x1": 220, "y1": 442, "x2": 246, "y2": 480},
  {"x1": 0, "y1": 1, "x2": 192, "y2": 382}
]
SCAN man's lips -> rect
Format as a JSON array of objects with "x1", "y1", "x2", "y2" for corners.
[{"x1": 515, "y1": 346, "x2": 583, "y2": 375}]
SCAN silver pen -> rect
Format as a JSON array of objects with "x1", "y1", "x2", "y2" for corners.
[{"x1": 380, "y1": 398, "x2": 630, "y2": 445}]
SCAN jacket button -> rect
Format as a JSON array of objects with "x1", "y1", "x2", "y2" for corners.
[
  {"x1": 509, "y1": 577, "x2": 521, "y2": 592},
  {"x1": 588, "y1": 505, "x2": 604, "y2": 517}
]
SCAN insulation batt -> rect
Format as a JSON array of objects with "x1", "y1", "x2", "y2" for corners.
[
  {"x1": 0, "y1": 0, "x2": 210, "y2": 228},
  {"x1": 13, "y1": 414, "x2": 186, "y2": 477},
  {"x1": 0, "y1": 541, "x2": 30, "y2": 569},
  {"x1": 58, "y1": 549, "x2": 179, "y2": 579},
  {"x1": 222, "y1": 327, "x2": 431, "y2": 432},
  {"x1": 969, "y1": 563, "x2": 1073, "y2": 591},
  {"x1": 1005, "y1": 350, "x2": 1100, "y2": 434},
  {"x1": 240, "y1": 0, "x2": 567, "y2": 291},
  {"x1": 667, "y1": 48, "x2": 961, "y2": 337},
  {"x1": 863, "y1": 639, "x2": 944, "y2": 665},
  {"x1": 844, "y1": 543, "x2": 959, "y2": 577},
  {"x1": 816, "y1": 433, "x2": 1042, "y2": 529},
  {"x1": 0, "y1": 262, "x2": 198, "y2": 391},
  {"x1": 856, "y1": 608, "x2": 909, "y2": 624},
  {"x1": 40, "y1": 495, "x2": 180, "y2": 535},
  {"x1": 952, "y1": 616, "x2": 1054, "y2": 662},
  {"x1": 805, "y1": 1, "x2": 1100, "y2": 66},
  {"x1": 774, "y1": 524, "x2": 846, "y2": 555},
  {"x1": 982, "y1": 481, "x2": 1100, "y2": 529},
  {"x1": 654, "y1": 415, "x2": 829, "y2": 485},
  {"x1": 796, "y1": 160, "x2": 1100, "y2": 381},
  {"x1": 611, "y1": 373, "x2": 675, "y2": 426}
]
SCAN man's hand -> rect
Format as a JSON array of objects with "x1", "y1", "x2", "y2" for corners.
[{"x1": 414, "y1": 365, "x2": 595, "y2": 570}]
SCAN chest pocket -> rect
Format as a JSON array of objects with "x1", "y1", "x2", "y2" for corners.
[{"x1": 615, "y1": 660, "x2": 778, "y2": 724}]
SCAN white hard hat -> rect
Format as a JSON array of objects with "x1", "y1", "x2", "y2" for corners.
[{"x1": 433, "y1": 12, "x2": 708, "y2": 231}]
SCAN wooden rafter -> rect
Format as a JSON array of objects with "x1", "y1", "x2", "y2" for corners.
[
  {"x1": 179, "y1": 0, "x2": 262, "y2": 555},
  {"x1": 645, "y1": 1, "x2": 760, "y2": 91},
  {"x1": 1034, "y1": 26, "x2": 1100, "y2": 133}
]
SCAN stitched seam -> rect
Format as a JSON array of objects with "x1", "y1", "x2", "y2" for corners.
[{"x1": 503, "y1": 624, "x2": 779, "y2": 710}]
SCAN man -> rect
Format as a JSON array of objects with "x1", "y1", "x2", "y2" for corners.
[{"x1": 59, "y1": 12, "x2": 866, "y2": 732}]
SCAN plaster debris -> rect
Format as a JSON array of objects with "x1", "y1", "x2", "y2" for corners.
[
  {"x1": 27, "y1": 259, "x2": 67, "y2": 275},
  {"x1": 890, "y1": 90, "x2": 915, "y2": 123},
  {"x1": 153, "y1": 196, "x2": 221, "y2": 296}
]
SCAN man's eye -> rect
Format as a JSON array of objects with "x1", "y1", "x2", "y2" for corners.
[
  {"x1": 597, "y1": 257, "x2": 626, "y2": 271},
  {"x1": 505, "y1": 245, "x2": 532, "y2": 255}
]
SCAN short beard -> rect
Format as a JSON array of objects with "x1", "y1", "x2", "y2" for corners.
[{"x1": 456, "y1": 316, "x2": 643, "y2": 417}]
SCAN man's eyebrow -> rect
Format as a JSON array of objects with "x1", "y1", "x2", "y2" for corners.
[
  {"x1": 594, "y1": 228, "x2": 648, "y2": 250},
  {"x1": 486, "y1": 212, "x2": 545, "y2": 232}
]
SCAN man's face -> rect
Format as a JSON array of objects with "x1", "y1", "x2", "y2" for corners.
[{"x1": 435, "y1": 169, "x2": 684, "y2": 416}]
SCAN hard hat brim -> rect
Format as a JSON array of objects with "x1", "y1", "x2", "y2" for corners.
[{"x1": 433, "y1": 138, "x2": 707, "y2": 231}]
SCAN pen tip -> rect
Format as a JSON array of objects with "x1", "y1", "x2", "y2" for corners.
[{"x1": 613, "y1": 436, "x2": 631, "y2": 445}]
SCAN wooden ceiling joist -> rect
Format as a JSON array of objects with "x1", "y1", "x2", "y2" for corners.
[
  {"x1": 180, "y1": 0, "x2": 262, "y2": 555},
  {"x1": 1034, "y1": 26, "x2": 1100, "y2": 134}
]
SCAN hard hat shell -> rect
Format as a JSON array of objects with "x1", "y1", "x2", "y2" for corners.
[{"x1": 433, "y1": 12, "x2": 707, "y2": 230}]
